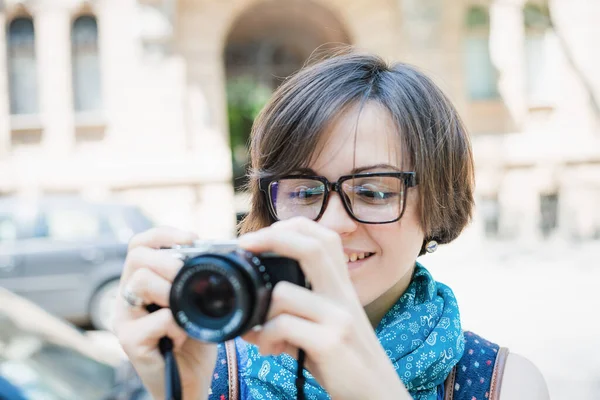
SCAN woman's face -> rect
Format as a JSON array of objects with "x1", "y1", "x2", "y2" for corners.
[{"x1": 307, "y1": 102, "x2": 425, "y2": 317}]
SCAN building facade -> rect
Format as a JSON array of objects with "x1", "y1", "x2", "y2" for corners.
[{"x1": 0, "y1": 0, "x2": 598, "y2": 243}]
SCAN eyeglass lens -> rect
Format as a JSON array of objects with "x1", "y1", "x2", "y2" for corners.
[{"x1": 269, "y1": 176, "x2": 405, "y2": 222}]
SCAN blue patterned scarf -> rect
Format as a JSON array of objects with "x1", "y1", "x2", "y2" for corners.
[{"x1": 243, "y1": 263, "x2": 465, "y2": 399}]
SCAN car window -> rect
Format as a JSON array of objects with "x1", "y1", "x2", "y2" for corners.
[
  {"x1": 105, "y1": 211, "x2": 136, "y2": 243},
  {"x1": 102, "y1": 206, "x2": 154, "y2": 243},
  {"x1": 122, "y1": 207, "x2": 154, "y2": 233},
  {"x1": 39, "y1": 209, "x2": 102, "y2": 241}
]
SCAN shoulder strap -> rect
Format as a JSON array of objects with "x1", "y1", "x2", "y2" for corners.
[
  {"x1": 225, "y1": 340, "x2": 239, "y2": 400},
  {"x1": 444, "y1": 347, "x2": 509, "y2": 400},
  {"x1": 443, "y1": 366, "x2": 457, "y2": 400},
  {"x1": 489, "y1": 347, "x2": 509, "y2": 400},
  {"x1": 444, "y1": 331, "x2": 510, "y2": 400}
]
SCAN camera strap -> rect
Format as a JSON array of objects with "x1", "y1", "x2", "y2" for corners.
[
  {"x1": 296, "y1": 349, "x2": 307, "y2": 400},
  {"x1": 146, "y1": 304, "x2": 182, "y2": 400},
  {"x1": 160, "y1": 336, "x2": 182, "y2": 400}
]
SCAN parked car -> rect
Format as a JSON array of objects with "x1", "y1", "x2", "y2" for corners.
[
  {"x1": 0, "y1": 287, "x2": 124, "y2": 400},
  {"x1": 0, "y1": 196, "x2": 153, "y2": 330}
]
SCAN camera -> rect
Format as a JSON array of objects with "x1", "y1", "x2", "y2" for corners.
[{"x1": 164, "y1": 240, "x2": 307, "y2": 343}]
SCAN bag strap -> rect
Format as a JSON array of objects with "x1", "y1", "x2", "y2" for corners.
[
  {"x1": 225, "y1": 340, "x2": 239, "y2": 400},
  {"x1": 443, "y1": 346, "x2": 509, "y2": 400},
  {"x1": 489, "y1": 347, "x2": 509, "y2": 400},
  {"x1": 443, "y1": 366, "x2": 457, "y2": 400}
]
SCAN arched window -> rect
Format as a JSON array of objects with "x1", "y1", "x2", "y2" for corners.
[
  {"x1": 524, "y1": 3, "x2": 552, "y2": 105},
  {"x1": 7, "y1": 17, "x2": 39, "y2": 115},
  {"x1": 72, "y1": 15, "x2": 102, "y2": 112},
  {"x1": 464, "y1": 6, "x2": 499, "y2": 100}
]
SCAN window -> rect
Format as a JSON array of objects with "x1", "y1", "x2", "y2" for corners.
[
  {"x1": 71, "y1": 15, "x2": 102, "y2": 112},
  {"x1": 540, "y1": 193, "x2": 559, "y2": 238},
  {"x1": 464, "y1": 6, "x2": 499, "y2": 100},
  {"x1": 7, "y1": 17, "x2": 39, "y2": 115},
  {"x1": 480, "y1": 195, "x2": 501, "y2": 237},
  {"x1": 42, "y1": 209, "x2": 102, "y2": 241},
  {"x1": 524, "y1": 3, "x2": 553, "y2": 105}
]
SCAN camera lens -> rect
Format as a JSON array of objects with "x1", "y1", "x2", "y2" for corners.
[
  {"x1": 170, "y1": 252, "x2": 260, "y2": 342},
  {"x1": 187, "y1": 271, "x2": 235, "y2": 319}
]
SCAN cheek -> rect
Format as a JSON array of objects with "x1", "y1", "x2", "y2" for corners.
[
  {"x1": 353, "y1": 221, "x2": 423, "y2": 305},
  {"x1": 373, "y1": 201, "x2": 424, "y2": 259}
]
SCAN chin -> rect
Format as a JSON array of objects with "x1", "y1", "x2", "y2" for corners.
[{"x1": 349, "y1": 277, "x2": 381, "y2": 306}]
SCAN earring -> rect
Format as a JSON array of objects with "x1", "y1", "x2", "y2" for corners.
[{"x1": 425, "y1": 240, "x2": 438, "y2": 254}]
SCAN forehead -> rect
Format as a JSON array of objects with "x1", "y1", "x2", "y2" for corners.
[{"x1": 309, "y1": 101, "x2": 403, "y2": 177}]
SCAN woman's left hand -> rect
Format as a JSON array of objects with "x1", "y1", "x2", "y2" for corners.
[{"x1": 239, "y1": 217, "x2": 411, "y2": 400}]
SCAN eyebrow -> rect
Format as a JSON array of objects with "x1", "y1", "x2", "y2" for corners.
[{"x1": 293, "y1": 164, "x2": 401, "y2": 175}]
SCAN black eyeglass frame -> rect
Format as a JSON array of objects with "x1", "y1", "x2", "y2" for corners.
[{"x1": 259, "y1": 172, "x2": 418, "y2": 224}]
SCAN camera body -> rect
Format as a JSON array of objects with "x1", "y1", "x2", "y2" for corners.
[{"x1": 166, "y1": 240, "x2": 307, "y2": 343}]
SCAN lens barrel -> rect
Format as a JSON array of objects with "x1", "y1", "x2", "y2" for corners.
[
  {"x1": 170, "y1": 249, "x2": 304, "y2": 343},
  {"x1": 170, "y1": 252, "x2": 255, "y2": 342}
]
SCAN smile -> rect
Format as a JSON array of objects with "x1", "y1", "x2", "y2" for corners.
[{"x1": 344, "y1": 252, "x2": 375, "y2": 263}]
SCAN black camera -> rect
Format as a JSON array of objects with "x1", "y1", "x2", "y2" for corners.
[{"x1": 165, "y1": 240, "x2": 307, "y2": 343}]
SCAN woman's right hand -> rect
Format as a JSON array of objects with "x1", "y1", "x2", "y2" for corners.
[{"x1": 113, "y1": 227, "x2": 217, "y2": 400}]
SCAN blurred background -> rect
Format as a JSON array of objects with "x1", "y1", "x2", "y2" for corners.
[{"x1": 0, "y1": 0, "x2": 598, "y2": 399}]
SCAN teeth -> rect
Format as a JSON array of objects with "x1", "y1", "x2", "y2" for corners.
[{"x1": 344, "y1": 252, "x2": 372, "y2": 263}]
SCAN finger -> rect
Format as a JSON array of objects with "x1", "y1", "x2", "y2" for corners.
[
  {"x1": 113, "y1": 294, "x2": 149, "y2": 328},
  {"x1": 238, "y1": 223, "x2": 350, "y2": 295},
  {"x1": 250, "y1": 314, "x2": 338, "y2": 363},
  {"x1": 121, "y1": 246, "x2": 184, "y2": 283},
  {"x1": 128, "y1": 226, "x2": 198, "y2": 251},
  {"x1": 113, "y1": 259, "x2": 177, "y2": 331},
  {"x1": 242, "y1": 325, "x2": 296, "y2": 357},
  {"x1": 126, "y1": 268, "x2": 172, "y2": 309},
  {"x1": 241, "y1": 326, "x2": 261, "y2": 345},
  {"x1": 266, "y1": 281, "x2": 348, "y2": 324},
  {"x1": 273, "y1": 217, "x2": 344, "y2": 265},
  {"x1": 241, "y1": 217, "x2": 342, "y2": 252},
  {"x1": 117, "y1": 308, "x2": 190, "y2": 359}
]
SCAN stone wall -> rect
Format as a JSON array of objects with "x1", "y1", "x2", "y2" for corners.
[{"x1": 0, "y1": 0, "x2": 597, "y2": 242}]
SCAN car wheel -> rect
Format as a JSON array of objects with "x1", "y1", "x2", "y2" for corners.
[{"x1": 90, "y1": 279, "x2": 120, "y2": 331}]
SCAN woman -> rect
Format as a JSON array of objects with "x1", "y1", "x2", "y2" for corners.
[{"x1": 113, "y1": 52, "x2": 549, "y2": 399}]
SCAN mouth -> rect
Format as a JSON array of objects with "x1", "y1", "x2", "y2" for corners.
[{"x1": 343, "y1": 251, "x2": 375, "y2": 265}]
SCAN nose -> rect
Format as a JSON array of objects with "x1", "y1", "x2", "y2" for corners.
[{"x1": 317, "y1": 192, "x2": 358, "y2": 235}]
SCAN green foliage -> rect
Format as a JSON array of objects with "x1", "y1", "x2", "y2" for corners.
[
  {"x1": 226, "y1": 76, "x2": 271, "y2": 151},
  {"x1": 226, "y1": 76, "x2": 271, "y2": 189},
  {"x1": 524, "y1": 3, "x2": 551, "y2": 30},
  {"x1": 466, "y1": 6, "x2": 489, "y2": 29}
]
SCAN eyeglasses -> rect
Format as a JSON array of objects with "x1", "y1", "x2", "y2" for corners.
[{"x1": 259, "y1": 172, "x2": 417, "y2": 224}]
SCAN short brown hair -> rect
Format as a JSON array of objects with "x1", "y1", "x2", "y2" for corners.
[{"x1": 239, "y1": 51, "x2": 474, "y2": 254}]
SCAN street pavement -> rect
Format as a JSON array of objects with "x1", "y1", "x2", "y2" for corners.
[{"x1": 426, "y1": 239, "x2": 600, "y2": 400}]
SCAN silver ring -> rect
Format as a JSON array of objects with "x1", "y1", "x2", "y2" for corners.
[{"x1": 121, "y1": 285, "x2": 145, "y2": 308}]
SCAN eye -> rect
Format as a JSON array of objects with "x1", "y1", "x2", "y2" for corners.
[
  {"x1": 357, "y1": 187, "x2": 395, "y2": 199},
  {"x1": 287, "y1": 186, "x2": 324, "y2": 202},
  {"x1": 349, "y1": 184, "x2": 400, "y2": 204}
]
